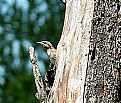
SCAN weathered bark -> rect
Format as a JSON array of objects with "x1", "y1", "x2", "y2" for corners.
[{"x1": 85, "y1": 0, "x2": 121, "y2": 102}]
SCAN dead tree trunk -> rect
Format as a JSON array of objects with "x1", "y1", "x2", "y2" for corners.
[
  {"x1": 29, "y1": 0, "x2": 121, "y2": 103},
  {"x1": 50, "y1": 0, "x2": 121, "y2": 102},
  {"x1": 51, "y1": 0, "x2": 94, "y2": 103}
]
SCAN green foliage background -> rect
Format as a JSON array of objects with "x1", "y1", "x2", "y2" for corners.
[{"x1": 0, "y1": 0, "x2": 65, "y2": 102}]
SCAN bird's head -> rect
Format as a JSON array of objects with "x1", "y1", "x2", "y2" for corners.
[{"x1": 36, "y1": 41, "x2": 53, "y2": 49}]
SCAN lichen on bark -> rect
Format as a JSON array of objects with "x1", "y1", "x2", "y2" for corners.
[{"x1": 85, "y1": 0, "x2": 121, "y2": 102}]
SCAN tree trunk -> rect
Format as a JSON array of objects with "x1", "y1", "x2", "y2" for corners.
[
  {"x1": 85, "y1": 0, "x2": 121, "y2": 102},
  {"x1": 29, "y1": 0, "x2": 121, "y2": 103},
  {"x1": 49, "y1": 0, "x2": 121, "y2": 103}
]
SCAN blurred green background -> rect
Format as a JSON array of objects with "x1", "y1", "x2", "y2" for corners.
[{"x1": 0, "y1": 0, "x2": 65, "y2": 102}]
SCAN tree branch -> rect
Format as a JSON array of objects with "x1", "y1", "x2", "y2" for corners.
[{"x1": 28, "y1": 46, "x2": 47, "y2": 103}]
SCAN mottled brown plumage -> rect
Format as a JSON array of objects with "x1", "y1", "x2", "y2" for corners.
[{"x1": 37, "y1": 41, "x2": 56, "y2": 95}]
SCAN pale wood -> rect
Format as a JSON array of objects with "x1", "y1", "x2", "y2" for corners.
[{"x1": 50, "y1": 0, "x2": 94, "y2": 103}]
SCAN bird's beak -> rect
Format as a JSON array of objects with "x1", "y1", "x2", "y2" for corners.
[{"x1": 36, "y1": 42, "x2": 44, "y2": 45}]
